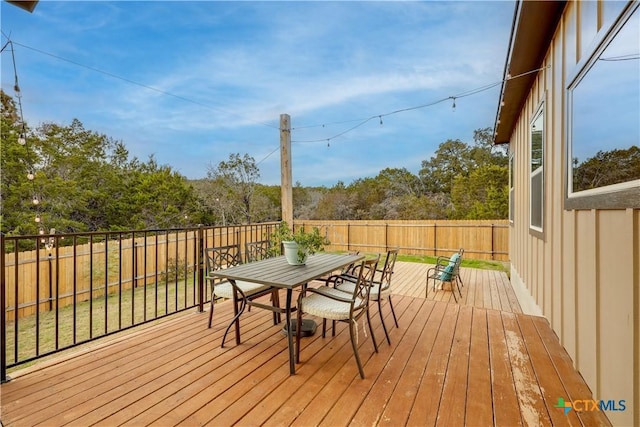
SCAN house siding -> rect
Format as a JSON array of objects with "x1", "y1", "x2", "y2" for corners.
[{"x1": 508, "y1": 1, "x2": 639, "y2": 425}]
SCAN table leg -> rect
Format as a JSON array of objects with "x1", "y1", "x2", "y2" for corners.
[{"x1": 285, "y1": 289, "x2": 295, "y2": 375}]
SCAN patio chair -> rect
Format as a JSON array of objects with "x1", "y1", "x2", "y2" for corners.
[
  {"x1": 296, "y1": 255, "x2": 380, "y2": 379},
  {"x1": 245, "y1": 239, "x2": 272, "y2": 263},
  {"x1": 205, "y1": 243, "x2": 281, "y2": 347},
  {"x1": 426, "y1": 249, "x2": 464, "y2": 302},
  {"x1": 334, "y1": 248, "x2": 400, "y2": 345},
  {"x1": 245, "y1": 239, "x2": 281, "y2": 323}
]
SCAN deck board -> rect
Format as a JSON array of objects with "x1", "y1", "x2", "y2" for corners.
[{"x1": 1, "y1": 263, "x2": 609, "y2": 426}]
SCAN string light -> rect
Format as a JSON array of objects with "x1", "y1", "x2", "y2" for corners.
[
  {"x1": 290, "y1": 64, "x2": 549, "y2": 145},
  {"x1": 4, "y1": 38, "x2": 45, "y2": 232}
]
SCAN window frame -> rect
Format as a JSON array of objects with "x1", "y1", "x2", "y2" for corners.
[
  {"x1": 530, "y1": 102, "x2": 545, "y2": 236},
  {"x1": 564, "y1": 1, "x2": 640, "y2": 210},
  {"x1": 509, "y1": 149, "x2": 515, "y2": 224}
]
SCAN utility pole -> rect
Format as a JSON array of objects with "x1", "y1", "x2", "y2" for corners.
[{"x1": 280, "y1": 114, "x2": 293, "y2": 225}]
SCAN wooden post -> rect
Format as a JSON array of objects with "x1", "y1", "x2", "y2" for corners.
[{"x1": 280, "y1": 114, "x2": 293, "y2": 225}]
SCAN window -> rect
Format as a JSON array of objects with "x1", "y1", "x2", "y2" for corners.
[
  {"x1": 566, "y1": 3, "x2": 639, "y2": 209},
  {"x1": 530, "y1": 104, "x2": 544, "y2": 232}
]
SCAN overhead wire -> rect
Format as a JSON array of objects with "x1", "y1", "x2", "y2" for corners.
[
  {"x1": 2, "y1": 31, "x2": 551, "y2": 173},
  {"x1": 288, "y1": 66, "x2": 548, "y2": 145},
  {"x1": 1, "y1": 37, "x2": 280, "y2": 130}
]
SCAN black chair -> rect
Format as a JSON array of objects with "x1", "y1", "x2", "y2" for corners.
[
  {"x1": 335, "y1": 248, "x2": 400, "y2": 345},
  {"x1": 296, "y1": 256, "x2": 380, "y2": 379},
  {"x1": 205, "y1": 243, "x2": 281, "y2": 347}
]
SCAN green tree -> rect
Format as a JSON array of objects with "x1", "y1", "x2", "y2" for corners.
[
  {"x1": 419, "y1": 139, "x2": 471, "y2": 194},
  {"x1": 2, "y1": 91, "x2": 202, "y2": 233},
  {"x1": 1, "y1": 91, "x2": 40, "y2": 234},
  {"x1": 451, "y1": 164, "x2": 508, "y2": 219},
  {"x1": 206, "y1": 153, "x2": 260, "y2": 224}
]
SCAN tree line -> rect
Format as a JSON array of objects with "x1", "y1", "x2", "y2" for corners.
[{"x1": 1, "y1": 90, "x2": 509, "y2": 235}]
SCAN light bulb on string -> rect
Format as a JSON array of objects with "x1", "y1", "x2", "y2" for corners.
[
  {"x1": 451, "y1": 97, "x2": 456, "y2": 112},
  {"x1": 27, "y1": 171, "x2": 34, "y2": 180},
  {"x1": 32, "y1": 196, "x2": 39, "y2": 205},
  {"x1": 379, "y1": 116, "x2": 383, "y2": 126},
  {"x1": 35, "y1": 214, "x2": 41, "y2": 223},
  {"x1": 17, "y1": 133, "x2": 26, "y2": 145}
]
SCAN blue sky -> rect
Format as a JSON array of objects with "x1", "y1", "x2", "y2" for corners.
[{"x1": 2, "y1": 0, "x2": 515, "y2": 186}]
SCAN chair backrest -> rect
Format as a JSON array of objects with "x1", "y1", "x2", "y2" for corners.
[
  {"x1": 341, "y1": 250, "x2": 361, "y2": 275},
  {"x1": 375, "y1": 248, "x2": 399, "y2": 291},
  {"x1": 245, "y1": 240, "x2": 272, "y2": 263},
  {"x1": 205, "y1": 244, "x2": 242, "y2": 279},
  {"x1": 351, "y1": 255, "x2": 380, "y2": 312},
  {"x1": 449, "y1": 249, "x2": 464, "y2": 275}
]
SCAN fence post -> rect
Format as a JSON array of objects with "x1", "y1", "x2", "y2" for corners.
[
  {"x1": 197, "y1": 225, "x2": 204, "y2": 313},
  {"x1": 1, "y1": 233, "x2": 7, "y2": 383},
  {"x1": 433, "y1": 223, "x2": 437, "y2": 257},
  {"x1": 491, "y1": 223, "x2": 495, "y2": 260}
]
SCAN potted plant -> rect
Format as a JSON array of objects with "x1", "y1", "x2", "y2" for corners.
[{"x1": 269, "y1": 221, "x2": 329, "y2": 265}]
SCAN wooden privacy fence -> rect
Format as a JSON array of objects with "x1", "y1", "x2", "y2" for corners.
[
  {"x1": 2, "y1": 220, "x2": 507, "y2": 321},
  {"x1": 294, "y1": 219, "x2": 509, "y2": 261}
]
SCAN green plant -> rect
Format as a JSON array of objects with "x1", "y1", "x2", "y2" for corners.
[{"x1": 268, "y1": 221, "x2": 329, "y2": 263}]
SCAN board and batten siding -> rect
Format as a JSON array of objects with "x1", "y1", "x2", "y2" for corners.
[{"x1": 508, "y1": 1, "x2": 639, "y2": 425}]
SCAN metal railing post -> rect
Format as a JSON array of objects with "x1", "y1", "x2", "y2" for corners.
[
  {"x1": 1, "y1": 233, "x2": 8, "y2": 383},
  {"x1": 197, "y1": 225, "x2": 204, "y2": 313}
]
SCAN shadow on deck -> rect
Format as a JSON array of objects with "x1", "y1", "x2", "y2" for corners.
[{"x1": 0, "y1": 262, "x2": 610, "y2": 426}]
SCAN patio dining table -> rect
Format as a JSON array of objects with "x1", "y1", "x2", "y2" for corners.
[{"x1": 209, "y1": 252, "x2": 364, "y2": 375}]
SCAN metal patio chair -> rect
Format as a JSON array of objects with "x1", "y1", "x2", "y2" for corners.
[
  {"x1": 245, "y1": 239, "x2": 281, "y2": 323},
  {"x1": 205, "y1": 243, "x2": 281, "y2": 347},
  {"x1": 426, "y1": 249, "x2": 464, "y2": 302},
  {"x1": 245, "y1": 239, "x2": 272, "y2": 263},
  {"x1": 335, "y1": 248, "x2": 400, "y2": 345},
  {"x1": 295, "y1": 255, "x2": 380, "y2": 379}
]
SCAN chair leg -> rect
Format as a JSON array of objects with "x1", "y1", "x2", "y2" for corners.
[
  {"x1": 456, "y1": 277, "x2": 463, "y2": 299},
  {"x1": 366, "y1": 308, "x2": 378, "y2": 353},
  {"x1": 295, "y1": 306, "x2": 303, "y2": 363},
  {"x1": 450, "y1": 281, "x2": 458, "y2": 303},
  {"x1": 221, "y1": 295, "x2": 246, "y2": 348},
  {"x1": 349, "y1": 319, "x2": 366, "y2": 379},
  {"x1": 271, "y1": 290, "x2": 281, "y2": 325},
  {"x1": 207, "y1": 295, "x2": 215, "y2": 328},
  {"x1": 377, "y1": 298, "x2": 391, "y2": 345},
  {"x1": 388, "y1": 295, "x2": 399, "y2": 328}
]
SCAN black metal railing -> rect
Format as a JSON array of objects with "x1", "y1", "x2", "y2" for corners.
[
  {"x1": 0, "y1": 223, "x2": 277, "y2": 382},
  {"x1": 1, "y1": 219, "x2": 507, "y2": 381}
]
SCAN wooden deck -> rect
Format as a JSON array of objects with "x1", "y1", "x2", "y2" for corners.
[{"x1": 0, "y1": 262, "x2": 610, "y2": 426}]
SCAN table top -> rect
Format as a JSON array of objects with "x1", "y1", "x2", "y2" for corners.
[{"x1": 209, "y1": 252, "x2": 364, "y2": 289}]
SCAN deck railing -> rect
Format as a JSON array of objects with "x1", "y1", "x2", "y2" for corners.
[{"x1": 1, "y1": 219, "x2": 508, "y2": 381}]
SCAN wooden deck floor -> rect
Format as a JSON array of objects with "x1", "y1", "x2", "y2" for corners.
[{"x1": 1, "y1": 263, "x2": 610, "y2": 426}]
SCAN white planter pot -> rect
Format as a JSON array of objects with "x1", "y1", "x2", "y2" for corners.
[{"x1": 283, "y1": 241, "x2": 308, "y2": 265}]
